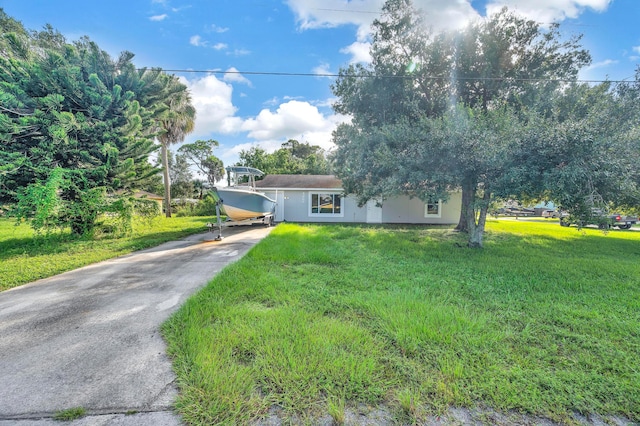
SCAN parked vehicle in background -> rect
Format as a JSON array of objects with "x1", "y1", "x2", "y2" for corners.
[
  {"x1": 493, "y1": 206, "x2": 535, "y2": 217},
  {"x1": 559, "y1": 209, "x2": 638, "y2": 229},
  {"x1": 541, "y1": 209, "x2": 566, "y2": 219}
]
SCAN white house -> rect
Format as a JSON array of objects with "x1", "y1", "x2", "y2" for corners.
[{"x1": 255, "y1": 175, "x2": 461, "y2": 225}]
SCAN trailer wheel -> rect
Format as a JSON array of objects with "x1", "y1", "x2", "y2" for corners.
[{"x1": 617, "y1": 224, "x2": 631, "y2": 230}]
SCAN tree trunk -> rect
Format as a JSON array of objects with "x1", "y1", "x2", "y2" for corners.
[
  {"x1": 161, "y1": 142, "x2": 172, "y2": 218},
  {"x1": 467, "y1": 187, "x2": 491, "y2": 248},
  {"x1": 455, "y1": 179, "x2": 475, "y2": 233}
]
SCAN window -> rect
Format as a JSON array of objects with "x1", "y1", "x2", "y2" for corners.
[
  {"x1": 310, "y1": 193, "x2": 343, "y2": 216},
  {"x1": 424, "y1": 199, "x2": 441, "y2": 218}
]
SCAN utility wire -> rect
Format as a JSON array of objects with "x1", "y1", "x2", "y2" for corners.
[
  {"x1": 312, "y1": 8, "x2": 381, "y2": 14},
  {"x1": 156, "y1": 68, "x2": 636, "y2": 84}
]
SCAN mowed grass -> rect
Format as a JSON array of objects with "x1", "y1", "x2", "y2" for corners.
[
  {"x1": 0, "y1": 216, "x2": 213, "y2": 291},
  {"x1": 163, "y1": 220, "x2": 640, "y2": 425}
]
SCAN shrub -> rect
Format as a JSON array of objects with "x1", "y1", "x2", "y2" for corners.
[{"x1": 175, "y1": 194, "x2": 218, "y2": 217}]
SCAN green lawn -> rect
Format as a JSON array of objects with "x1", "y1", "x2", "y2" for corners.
[
  {"x1": 162, "y1": 220, "x2": 640, "y2": 425},
  {"x1": 0, "y1": 216, "x2": 214, "y2": 291}
]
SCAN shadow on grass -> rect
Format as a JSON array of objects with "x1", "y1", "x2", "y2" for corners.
[
  {"x1": 0, "y1": 234, "x2": 79, "y2": 259},
  {"x1": 0, "y1": 225, "x2": 212, "y2": 261}
]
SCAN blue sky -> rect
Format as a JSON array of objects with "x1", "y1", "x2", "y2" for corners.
[{"x1": 1, "y1": 0, "x2": 639, "y2": 168}]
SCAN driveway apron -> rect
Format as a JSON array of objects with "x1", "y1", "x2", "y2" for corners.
[{"x1": 0, "y1": 225, "x2": 273, "y2": 424}]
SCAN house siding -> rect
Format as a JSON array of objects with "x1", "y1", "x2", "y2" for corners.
[
  {"x1": 382, "y1": 192, "x2": 462, "y2": 224},
  {"x1": 260, "y1": 189, "x2": 460, "y2": 225}
]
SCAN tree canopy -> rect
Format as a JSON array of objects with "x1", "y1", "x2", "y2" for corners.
[
  {"x1": 0, "y1": 9, "x2": 194, "y2": 234},
  {"x1": 330, "y1": 0, "x2": 636, "y2": 247},
  {"x1": 166, "y1": 150, "x2": 194, "y2": 200},
  {"x1": 236, "y1": 139, "x2": 331, "y2": 176},
  {"x1": 177, "y1": 139, "x2": 225, "y2": 187},
  {"x1": 498, "y1": 79, "x2": 640, "y2": 222}
]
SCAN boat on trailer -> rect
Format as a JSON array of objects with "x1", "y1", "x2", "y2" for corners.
[{"x1": 208, "y1": 167, "x2": 276, "y2": 240}]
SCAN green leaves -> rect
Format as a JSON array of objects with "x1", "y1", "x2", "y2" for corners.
[
  {"x1": 12, "y1": 167, "x2": 65, "y2": 233},
  {"x1": 0, "y1": 11, "x2": 177, "y2": 234},
  {"x1": 237, "y1": 140, "x2": 331, "y2": 176},
  {"x1": 499, "y1": 80, "x2": 640, "y2": 221},
  {"x1": 331, "y1": 0, "x2": 605, "y2": 247}
]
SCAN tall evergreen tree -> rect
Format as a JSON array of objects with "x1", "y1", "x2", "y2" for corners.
[{"x1": 0, "y1": 9, "x2": 194, "y2": 234}]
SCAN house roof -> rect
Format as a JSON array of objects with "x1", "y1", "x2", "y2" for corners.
[{"x1": 255, "y1": 174, "x2": 343, "y2": 189}]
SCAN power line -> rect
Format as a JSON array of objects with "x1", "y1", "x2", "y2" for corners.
[
  {"x1": 312, "y1": 8, "x2": 381, "y2": 14},
  {"x1": 156, "y1": 68, "x2": 635, "y2": 84},
  {"x1": 161, "y1": 69, "x2": 337, "y2": 78}
]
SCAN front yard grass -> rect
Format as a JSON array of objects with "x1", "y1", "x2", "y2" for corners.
[
  {"x1": 163, "y1": 220, "x2": 640, "y2": 425},
  {"x1": 0, "y1": 216, "x2": 213, "y2": 291}
]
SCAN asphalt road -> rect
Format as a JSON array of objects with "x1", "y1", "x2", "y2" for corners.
[{"x1": 0, "y1": 225, "x2": 274, "y2": 425}]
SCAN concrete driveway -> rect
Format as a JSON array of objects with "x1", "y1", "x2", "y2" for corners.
[{"x1": 0, "y1": 225, "x2": 274, "y2": 425}]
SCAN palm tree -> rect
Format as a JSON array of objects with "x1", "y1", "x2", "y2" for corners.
[{"x1": 155, "y1": 74, "x2": 196, "y2": 217}]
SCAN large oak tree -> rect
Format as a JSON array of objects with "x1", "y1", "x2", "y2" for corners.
[{"x1": 331, "y1": 0, "x2": 590, "y2": 247}]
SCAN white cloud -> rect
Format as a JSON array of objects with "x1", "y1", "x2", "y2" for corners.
[
  {"x1": 171, "y1": 5, "x2": 191, "y2": 13},
  {"x1": 284, "y1": 0, "x2": 478, "y2": 68},
  {"x1": 210, "y1": 24, "x2": 229, "y2": 33},
  {"x1": 313, "y1": 97, "x2": 339, "y2": 108},
  {"x1": 189, "y1": 35, "x2": 207, "y2": 47},
  {"x1": 285, "y1": 0, "x2": 479, "y2": 38},
  {"x1": 285, "y1": 0, "x2": 614, "y2": 69},
  {"x1": 584, "y1": 59, "x2": 618, "y2": 70},
  {"x1": 212, "y1": 43, "x2": 228, "y2": 51},
  {"x1": 285, "y1": 0, "x2": 382, "y2": 32},
  {"x1": 149, "y1": 14, "x2": 168, "y2": 21},
  {"x1": 180, "y1": 75, "x2": 243, "y2": 136},
  {"x1": 223, "y1": 67, "x2": 253, "y2": 86},
  {"x1": 340, "y1": 41, "x2": 371, "y2": 64},
  {"x1": 224, "y1": 110, "x2": 346, "y2": 159},
  {"x1": 415, "y1": 0, "x2": 479, "y2": 31},
  {"x1": 312, "y1": 62, "x2": 334, "y2": 77},
  {"x1": 227, "y1": 48, "x2": 251, "y2": 56},
  {"x1": 242, "y1": 101, "x2": 335, "y2": 140},
  {"x1": 578, "y1": 58, "x2": 620, "y2": 81},
  {"x1": 179, "y1": 76, "x2": 350, "y2": 162},
  {"x1": 485, "y1": 0, "x2": 612, "y2": 23},
  {"x1": 263, "y1": 96, "x2": 281, "y2": 107},
  {"x1": 297, "y1": 112, "x2": 349, "y2": 151},
  {"x1": 633, "y1": 46, "x2": 640, "y2": 54}
]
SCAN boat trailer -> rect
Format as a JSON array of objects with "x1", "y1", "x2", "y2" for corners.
[{"x1": 206, "y1": 199, "x2": 274, "y2": 241}]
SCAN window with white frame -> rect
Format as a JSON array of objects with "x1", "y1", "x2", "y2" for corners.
[
  {"x1": 310, "y1": 193, "x2": 343, "y2": 216},
  {"x1": 424, "y1": 198, "x2": 441, "y2": 218}
]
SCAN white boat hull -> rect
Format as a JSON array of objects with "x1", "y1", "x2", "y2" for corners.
[{"x1": 216, "y1": 188, "x2": 276, "y2": 222}]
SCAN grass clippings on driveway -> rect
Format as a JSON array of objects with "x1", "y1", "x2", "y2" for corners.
[{"x1": 163, "y1": 220, "x2": 640, "y2": 425}]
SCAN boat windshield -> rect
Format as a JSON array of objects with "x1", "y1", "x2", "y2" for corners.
[
  {"x1": 225, "y1": 166, "x2": 264, "y2": 176},
  {"x1": 225, "y1": 166, "x2": 265, "y2": 188}
]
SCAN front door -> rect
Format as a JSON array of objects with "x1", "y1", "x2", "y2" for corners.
[
  {"x1": 275, "y1": 190, "x2": 285, "y2": 222},
  {"x1": 366, "y1": 199, "x2": 382, "y2": 223}
]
